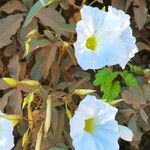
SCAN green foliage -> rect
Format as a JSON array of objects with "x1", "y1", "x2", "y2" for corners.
[
  {"x1": 120, "y1": 70, "x2": 139, "y2": 87},
  {"x1": 93, "y1": 68, "x2": 120, "y2": 101},
  {"x1": 102, "y1": 81, "x2": 121, "y2": 101},
  {"x1": 93, "y1": 67, "x2": 139, "y2": 101}
]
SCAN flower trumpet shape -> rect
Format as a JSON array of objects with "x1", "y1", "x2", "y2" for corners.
[
  {"x1": 0, "y1": 112, "x2": 14, "y2": 150},
  {"x1": 74, "y1": 5, "x2": 138, "y2": 70},
  {"x1": 70, "y1": 95, "x2": 133, "y2": 150}
]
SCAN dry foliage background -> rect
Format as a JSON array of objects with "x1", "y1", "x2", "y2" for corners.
[{"x1": 0, "y1": 0, "x2": 150, "y2": 150}]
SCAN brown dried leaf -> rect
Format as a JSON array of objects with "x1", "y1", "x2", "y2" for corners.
[
  {"x1": 51, "y1": 108, "x2": 59, "y2": 135},
  {"x1": 0, "y1": 79, "x2": 11, "y2": 90},
  {"x1": 112, "y1": 0, "x2": 126, "y2": 10},
  {"x1": 136, "y1": 42, "x2": 150, "y2": 51},
  {"x1": 120, "y1": 108, "x2": 135, "y2": 119},
  {"x1": 125, "y1": 0, "x2": 133, "y2": 10},
  {"x1": 133, "y1": 0, "x2": 148, "y2": 29},
  {"x1": 18, "y1": 84, "x2": 38, "y2": 93},
  {"x1": 51, "y1": 59, "x2": 60, "y2": 85},
  {"x1": 8, "y1": 53, "x2": 21, "y2": 80},
  {"x1": 0, "y1": 89, "x2": 15, "y2": 111},
  {"x1": 140, "y1": 107, "x2": 148, "y2": 124},
  {"x1": 65, "y1": 46, "x2": 77, "y2": 66},
  {"x1": 4, "y1": 44, "x2": 17, "y2": 57},
  {"x1": 55, "y1": 110, "x2": 65, "y2": 139},
  {"x1": 0, "y1": 14, "x2": 24, "y2": 48},
  {"x1": 30, "y1": 46, "x2": 57, "y2": 80},
  {"x1": 0, "y1": 0, "x2": 27, "y2": 13},
  {"x1": 8, "y1": 88, "x2": 22, "y2": 114},
  {"x1": 121, "y1": 86, "x2": 147, "y2": 109},
  {"x1": 36, "y1": 8, "x2": 66, "y2": 34},
  {"x1": 0, "y1": 59, "x2": 3, "y2": 75},
  {"x1": 143, "y1": 84, "x2": 150, "y2": 101},
  {"x1": 19, "y1": 62, "x2": 27, "y2": 80},
  {"x1": 17, "y1": 18, "x2": 38, "y2": 51},
  {"x1": 128, "y1": 114, "x2": 142, "y2": 148}
]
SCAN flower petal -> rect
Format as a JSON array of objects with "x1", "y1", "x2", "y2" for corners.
[
  {"x1": 81, "y1": 5, "x2": 106, "y2": 34},
  {"x1": 93, "y1": 127, "x2": 119, "y2": 150},
  {"x1": 0, "y1": 112, "x2": 14, "y2": 150},
  {"x1": 119, "y1": 125, "x2": 133, "y2": 141}
]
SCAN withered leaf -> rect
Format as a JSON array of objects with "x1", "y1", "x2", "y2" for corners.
[
  {"x1": 0, "y1": 59, "x2": 3, "y2": 75},
  {"x1": 112, "y1": 0, "x2": 126, "y2": 10},
  {"x1": 36, "y1": 8, "x2": 66, "y2": 34},
  {"x1": 25, "y1": 36, "x2": 51, "y2": 56},
  {"x1": 143, "y1": 84, "x2": 150, "y2": 101},
  {"x1": 140, "y1": 107, "x2": 148, "y2": 124},
  {"x1": 128, "y1": 114, "x2": 142, "y2": 148},
  {"x1": 4, "y1": 44, "x2": 17, "y2": 57},
  {"x1": 17, "y1": 18, "x2": 38, "y2": 51},
  {"x1": 125, "y1": 0, "x2": 133, "y2": 10},
  {"x1": 0, "y1": 14, "x2": 24, "y2": 48},
  {"x1": 30, "y1": 46, "x2": 57, "y2": 80},
  {"x1": 133, "y1": 0, "x2": 148, "y2": 29},
  {"x1": 8, "y1": 88, "x2": 23, "y2": 114},
  {"x1": 23, "y1": 0, "x2": 55, "y2": 27},
  {"x1": 21, "y1": 0, "x2": 33, "y2": 9},
  {"x1": 0, "y1": 0, "x2": 27, "y2": 13},
  {"x1": 51, "y1": 59, "x2": 60, "y2": 85},
  {"x1": 0, "y1": 79, "x2": 11, "y2": 90},
  {"x1": 8, "y1": 53, "x2": 21, "y2": 80},
  {"x1": 65, "y1": 46, "x2": 77, "y2": 66},
  {"x1": 0, "y1": 89, "x2": 15, "y2": 111},
  {"x1": 51, "y1": 108, "x2": 59, "y2": 135},
  {"x1": 136, "y1": 42, "x2": 150, "y2": 51},
  {"x1": 55, "y1": 110, "x2": 65, "y2": 139},
  {"x1": 121, "y1": 86, "x2": 147, "y2": 109}
]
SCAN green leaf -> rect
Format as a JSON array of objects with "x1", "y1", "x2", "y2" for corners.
[
  {"x1": 93, "y1": 68, "x2": 111, "y2": 86},
  {"x1": 128, "y1": 63, "x2": 144, "y2": 75},
  {"x1": 93, "y1": 68, "x2": 120, "y2": 101},
  {"x1": 120, "y1": 70, "x2": 138, "y2": 87},
  {"x1": 102, "y1": 81, "x2": 121, "y2": 101},
  {"x1": 2, "y1": 77, "x2": 19, "y2": 87},
  {"x1": 23, "y1": 0, "x2": 55, "y2": 27},
  {"x1": 93, "y1": 67, "x2": 119, "y2": 88}
]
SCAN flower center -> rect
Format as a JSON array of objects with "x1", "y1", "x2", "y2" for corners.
[
  {"x1": 86, "y1": 35, "x2": 97, "y2": 51},
  {"x1": 84, "y1": 118, "x2": 95, "y2": 133}
]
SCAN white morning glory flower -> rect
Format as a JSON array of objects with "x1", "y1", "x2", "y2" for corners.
[
  {"x1": 70, "y1": 95, "x2": 133, "y2": 150},
  {"x1": 0, "y1": 112, "x2": 14, "y2": 150},
  {"x1": 74, "y1": 5, "x2": 138, "y2": 70}
]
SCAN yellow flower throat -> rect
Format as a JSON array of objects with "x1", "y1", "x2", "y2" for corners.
[
  {"x1": 84, "y1": 118, "x2": 95, "y2": 133},
  {"x1": 86, "y1": 35, "x2": 97, "y2": 51}
]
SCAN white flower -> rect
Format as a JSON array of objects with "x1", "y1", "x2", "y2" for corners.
[
  {"x1": 0, "y1": 112, "x2": 14, "y2": 150},
  {"x1": 118, "y1": 125, "x2": 133, "y2": 142},
  {"x1": 70, "y1": 95, "x2": 133, "y2": 150},
  {"x1": 74, "y1": 5, "x2": 138, "y2": 70}
]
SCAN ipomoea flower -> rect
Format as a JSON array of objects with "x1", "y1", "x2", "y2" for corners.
[
  {"x1": 70, "y1": 95, "x2": 133, "y2": 150},
  {"x1": 74, "y1": 5, "x2": 138, "y2": 70},
  {"x1": 0, "y1": 112, "x2": 14, "y2": 150}
]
